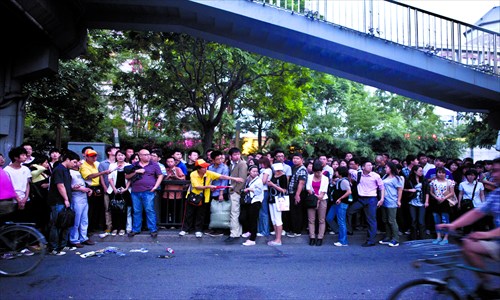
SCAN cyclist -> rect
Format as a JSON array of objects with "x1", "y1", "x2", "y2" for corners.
[{"x1": 438, "y1": 157, "x2": 500, "y2": 297}]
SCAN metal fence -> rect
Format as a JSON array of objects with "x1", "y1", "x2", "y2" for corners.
[
  {"x1": 251, "y1": 0, "x2": 499, "y2": 75},
  {"x1": 157, "y1": 180, "x2": 190, "y2": 227}
]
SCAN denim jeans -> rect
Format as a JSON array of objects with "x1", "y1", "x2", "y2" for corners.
[
  {"x1": 49, "y1": 204, "x2": 69, "y2": 251},
  {"x1": 327, "y1": 203, "x2": 349, "y2": 245},
  {"x1": 347, "y1": 197, "x2": 378, "y2": 243},
  {"x1": 257, "y1": 191, "x2": 270, "y2": 236},
  {"x1": 131, "y1": 191, "x2": 157, "y2": 233},
  {"x1": 70, "y1": 199, "x2": 89, "y2": 244},
  {"x1": 409, "y1": 205, "x2": 426, "y2": 239},
  {"x1": 433, "y1": 212, "x2": 450, "y2": 235}
]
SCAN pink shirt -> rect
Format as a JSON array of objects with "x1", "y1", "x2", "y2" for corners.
[{"x1": 356, "y1": 172, "x2": 384, "y2": 197}]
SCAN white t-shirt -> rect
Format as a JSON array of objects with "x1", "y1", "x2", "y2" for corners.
[
  {"x1": 259, "y1": 168, "x2": 272, "y2": 191},
  {"x1": 3, "y1": 165, "x2": 32, "y2": 200},
  {"x1": 459, "y1": 180, "x2": 485, "y2": 208}
]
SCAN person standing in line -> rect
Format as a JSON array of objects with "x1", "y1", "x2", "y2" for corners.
[
  {"x1": 205, "y1": 150, "x2": 229, "y2": 237},
  {"x1": 404, "y1": 165, "x2": 429, "y2": 240},
  {"x1": 240, "y1": 165, "x2": 264, "y2": 246},
  {"x1": 47, "y1": 150, "x2": 80, "y2": 255},
  {"x1": 257, "y1": 156, "x2": 273, "y2": 237},
  {"x1": 330, "y1": 167, "x2": 352, "y2": 247},
  {"x1": 98, "y1": 146, "x2": 118, "y2": 237},
  {"x1": 108, "y1": 150, "x2": 132, "y2": 236},
  {"x1": 125, "y1": 149, "x2": 164, "y2": 238},
  {"x1": 286, "y1": 153, "x2": 308, "y2": 238},
  {"x1": 225, "y1": 148, "x2": 248, "y2": 243},
  {"x1": 69, "y1": 160, "x2": 92, "y2": 248},
  {"x1": 305, "y1": 160, "x2": 329, "y2": 246},
  {"x1": 429, "y1": 167, "x2": 456, "y2": 245},
  {"x1": 266, "y1": 163, "x2": 288, "y2": 246},
  {"x1": 3, "y1": 147, "x2": 32, "y2": 222},
  {"x1": 346, "y1": 160, "x2": 385, "y2": 247},
  {"x1": 379, "y1": 162, "x2": 404, "y2": 247}
]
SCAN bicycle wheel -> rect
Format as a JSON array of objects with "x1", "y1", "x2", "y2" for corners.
[
  {"x1": 0, "y1": 225, "x2": 47, "y2": 276},
  {"x1": 388, "y1": 278, "x2": 460, "y2": 300}
]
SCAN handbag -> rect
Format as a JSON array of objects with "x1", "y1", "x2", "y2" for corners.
[
  {"x1": 110, "y1": 194, "x2": 126, "y2": 213},
  {"x1": 276, "y1": 194, "x2": 290, "y2": 212},
  {"x1": 304, "y1": 194, "x2": 318, "y2": 208},
  {"x1": 186, "y1": 177, "x2": 206, "y2": 207},
  {"x1": 56, "y1": 207, "x2": 76, "y2": 228},
  {"x1": 209, "y1": 200, "x2": 231, "y2": 229},
  {"x1": 461, "y1": 180, "x2": 478, "y2": 211}
]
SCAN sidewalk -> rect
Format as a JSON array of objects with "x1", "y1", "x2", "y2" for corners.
[{"x1": 91, "y1": 228, "x2": 413, "y2": 245}]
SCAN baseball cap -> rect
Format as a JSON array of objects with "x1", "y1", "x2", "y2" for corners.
[
  {"x1": 195, "y1": 159, "x2": 210, "y2": 168},
  {"x1": 85, "y1": 149, "x2": 98, "y2": 157}
]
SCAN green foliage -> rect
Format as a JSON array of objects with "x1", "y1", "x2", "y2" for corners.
[{"x1": 458, "y1": 113, "x2": 497, "y2": 148}]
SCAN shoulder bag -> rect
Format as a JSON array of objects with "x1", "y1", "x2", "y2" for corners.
[
  {"x1": 56, "y1": 207, "x2": 76, "y2": 228},
  {"x1": 110, "y1": 193, "x2": 127, "y2": 213},
  {"x1": 460, "y1": 181, "x2": 478, "y2": 211},
  {"x1": 186, "y1": 177, "x2": 206, "y2": 207}
]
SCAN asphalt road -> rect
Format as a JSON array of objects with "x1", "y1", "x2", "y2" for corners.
[{"x1": 0, "y1": 232, "x2": 480, "y2": 300}]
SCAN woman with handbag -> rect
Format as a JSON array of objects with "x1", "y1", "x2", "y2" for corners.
[
  {"x1": 404, "y1": 165, "x2": 429, "y2": 240},
  {"x1": 429, "y1": 167, "x2": 456, "y2": 245},
  {"x1": 305, "y1": 160, "x2": 329, "y2": 246},
  {"x1": 266, "y1": 163, "x2": 288, "y2": 246},
  {"x1": 240, "y1": 165, "x2": 263, "y2": 246},
  {"x1": 108, "y1": 151, "x2": 131, "y2": 236},
  {"x1": 458, "y1": 169, "x2": 485, "y2": 233},
  {"x1": 179, "y1": 159, "x2": 243, "y2": 238}
]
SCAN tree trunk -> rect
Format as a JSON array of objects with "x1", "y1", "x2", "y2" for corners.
[{"x1": 202, "y1": 125, "x2": 215, "y2": 154}]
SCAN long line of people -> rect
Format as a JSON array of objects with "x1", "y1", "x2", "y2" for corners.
[{"x1": 0, "y1": 144, "x2": 496, "y2": 253}]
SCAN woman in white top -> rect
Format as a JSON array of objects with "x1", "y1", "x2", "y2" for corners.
[
  {"x1": 458, "y1": 169, "x2": 485, "y2": 233},
  {"x1": 240, "y1": 165, "x2": 263, "y2": 246},
  {"x1": 306, "y1": 160, "x2": 329, "y2": 246},
  {"x1": 107, "y1": 151, "x2": 131, "y2": 236},
  {"x1": 257, "y1": 157, "x2": 273, "y2": 236}
]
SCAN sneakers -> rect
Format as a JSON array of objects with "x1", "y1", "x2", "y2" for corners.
[
  {"x1": 50, "y1": 250, "x2": 66, "y2": 256},
  {"x1": 329, "y1": 231, "x2": 336, "y2": 235},
  {"x1": 241, "y1": 232, "x2": 251, "y2": 238},
  {"x1": 118, "y1": 230, "x2": 126, "y2": 236},
  {"x1": 271, "y1": 231, "x2": 286, "y2": 236},
  {"x1": 128, "y1": 232, "x2": 138, "y2": 237},
  {"x1": 1, "y1": 253, "x2": 15, "y2": 260},
  {"x1": 439, "y1": 239, "x2": 449, "y2": 245},
  {"x1": 388, "y1": 240, "x2": 400, "y2": 247},
  {"x1": 379, "y1": 238, "x2": 391, "y2": 245},
  {"x1": 195, "y1": 232, "x2": 203, "y2": 238},
  {"x1": 178, "y1": 231, "x2": 187, "y2": 236},
  {"x1": 70, "y1": 243, "x2": 84, "y2": 249},
  {"x1": 242, "y1": 240, "x2": 256, "y2": 246},
  {"x1": 287, "y1": 233, "x2": 301, "y2": 238},
  {"x1": 334, "y1": 242, "x2": 348, "y2": 247},
  {"x1": 432, "y1": 238, "x2": 443, "y2": 244},
  {"x1": 111, "y1": 230, "x2": 118, "y2": 236},
  {"x1": 99, "y1": 232, "x2": 110, "y2": 239},
  {"x1": 82, "y1": 239, "x2": 95, "y2": 245},
  {"x1": 256, "y1": 233, "x2": 264, "y2": 237},
  {"x1": 267, "y1": 241, "x2": 282, "y2": 246},
  {"x1": 20, "y1": 248, "x2": 35, "y2": 256},
  {"x1": 62, "y1": 246, "x2": 77, "y2": 251}
]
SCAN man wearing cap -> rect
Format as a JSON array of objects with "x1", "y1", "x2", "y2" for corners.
[
  {"x1": 225, "y1": 147, "x2": 248, "y2": 242},
  {"x1": 80, "y1": 148, "x2": 111, "y2": 238},
  {"x1": 125, "y1": 149, "x2": 164, "y2": 238},
  {"x1": 179, "y1": 159, "x2": 243, "y2": 238}
]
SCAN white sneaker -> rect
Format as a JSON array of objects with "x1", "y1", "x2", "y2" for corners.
[
  {"x1": 50, "y1": 250, "x2": 66, "y2": 256},
  {"x1": 281, "y1": 231, "x2": 287, "y2": 236},
  {"x1": 256, "y1": 233, "x2": 264, "y2": 237},
  {"x1": 20, "y1": 248, "x2": 34, "y2": 256},
  {"x1": 99, "y1": 232, "x2": 110, "y2": 239},
  {"x1": 241, "y1": 232, "x2": 251, "y2": 238},
  {"x1": 329, "y1": 231, "x2": 336, "y2": 235},
  {"x1": 111, "y1": 230, "x2": 118, "y2": 236},
  {"x1": 334, "y1": 242, "x2": 348, "y2": 247},
  {"x1": 179, "y1": 231, "x2": 187, "y2": 236},
  {"x1": 242, "y1": 240, "x2": 256, "y2": 246},
  {"x1": 195, "y1": 232, "x2": 203, "y2": 238},
  {"x1": 270, "y1": 231, "x2": 276, "y2": 235}
]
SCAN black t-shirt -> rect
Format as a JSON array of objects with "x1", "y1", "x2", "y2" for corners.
[
  {"x1": 47, "y1": 164, "x2": 72, "y2": 205},
  {"x1": 269, "y1": 174, "x2": 288, "y2": 203}
]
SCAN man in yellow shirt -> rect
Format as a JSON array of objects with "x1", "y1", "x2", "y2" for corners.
[{"x1": 79, "y1": 149, "x2": 111, "y2": 239}]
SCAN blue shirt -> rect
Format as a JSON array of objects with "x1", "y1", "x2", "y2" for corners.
[
  {"x1": 208, "y1": 163, "x2": 229, "y2": 197},
  {"x1": 177, "y1": 161, "x2": 188, "y2": 175},
  {"x1": 479, "y1": 188, "x2": 500, "y2": 229}
]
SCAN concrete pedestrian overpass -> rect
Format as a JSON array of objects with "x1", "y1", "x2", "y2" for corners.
[{"x1": 1, "y1": 0, "x2": 499, "y2": 154}]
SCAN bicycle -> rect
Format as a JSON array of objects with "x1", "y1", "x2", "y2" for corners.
[
  {"x1": 388, "y1": 239, "x2": 500, "y2": 300},
  {"x1": 0, "y1": 222, "x2": 47, "y2": 276}
]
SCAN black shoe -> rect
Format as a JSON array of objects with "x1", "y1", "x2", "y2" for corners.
[
  {"x1": 316, "y1": 239, "x2": 323, "y2": 246},
  {"x1": 224, "y1": 236, "x2": 238, "y2": 243},
  {"x1": 361, "y1": 242, "x2": 376, "y2": 247},
  {"x1": 347, "y1": 232, "x2": 353, "y2": 236},
  {"x1": 151, "y1": 231, "x2": 158, "y2": 238},
  {"x1": 82, "y1": 239, "x2": 95, "y2": 245},
  {"x1": 128, "y1": 232, "x2": 138, "y2": 237},
  {"x1": 309, "y1": 238, "x2": 316, "y2": 246}
]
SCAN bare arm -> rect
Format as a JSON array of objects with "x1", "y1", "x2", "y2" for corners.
[{"x1": 57, "y1": 183, "x2": 70, "y2": 208}]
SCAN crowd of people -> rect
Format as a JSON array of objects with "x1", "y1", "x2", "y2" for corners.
[{"x1": 0, "y1": 144, "x2": 498, "y2": 254}]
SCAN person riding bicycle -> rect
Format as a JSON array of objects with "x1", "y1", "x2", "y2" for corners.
[{"x1": 438, "y1": 157, "x2": 500, "y2": 297}]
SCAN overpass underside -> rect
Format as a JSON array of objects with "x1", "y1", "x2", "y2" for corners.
[{"x1": 82, "y1": 0, "x2": 499, "y2": 113}]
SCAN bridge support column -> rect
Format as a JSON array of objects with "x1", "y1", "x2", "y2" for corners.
[{"x1": 0, "y1": 96, "x2": 26, "y2": 158}]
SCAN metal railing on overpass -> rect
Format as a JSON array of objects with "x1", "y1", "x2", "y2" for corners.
[{"x1": 250, "y1": 0, "x2": 499, "y2": 75}]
